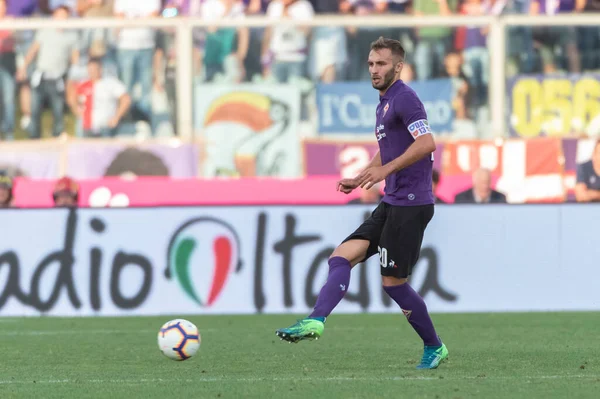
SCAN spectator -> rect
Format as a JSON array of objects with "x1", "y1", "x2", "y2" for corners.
[
  {"x1": 0, "y1": 0, "x2": 15, "y2": 140},
  {"x1": 242, "y1": 0, "x2": 269, "y2": 81},
  {"x1": 502, "y1": 0, "x2": 535, "y2": 75},
  {"x1": 342, "y1": 0, "x2": 387, "y2": 81},
  {"x1": 262, "y1": 0, "x2": 314, "y2": 83},
  {"x1": 244, "y1": 0, "x2": 269, "y2": 14},
  {"x1": 388, "y1": 0, "x2": 410, "y2": 13},
  {"x1": 78, "y1": 0, "x2": 114, "y2": 15},
  {"x1": 68, "y1": 57, "x2": 131, "y2": 137},
  {"x1": 460, "y1": 0, "x2": 491, "y2": 109},
  {"x1": 0, "y1": 173, "x2": 13, "y2": 207},
  {"x1": 199, "y1": 0, "x2": 249, "y2": 82},
  {"x1": 386, "y1": 1, "x2": 414, "y2": 57},
  {"x1": 17, "y1": 6, "x2": 79, "y2": 138},
  {"x1": 347, "y1": 184, "x2": 382, "y2": 205},
  {"x1": 412, "y1": 0, "x2": 457, "y2": 81},
  {"x1": 442, "y1": 51, "x2": 478, "y2": 138},
  {"x1": 76, "y1": 1, "x2": 118, "y2": 76},
  {"x1": 113, "y1": 0, "x2": 160, "y2": 121},
  {"x1": 157, "y1": 0, "x2": 203, "y2": 134},
  {"x1": 579, "y1": 0, "x2": 600, "y2": 71},
  {"x1": 7, "y1": 0, "x2": 37, "y2": 135},
  {"x1": 308, "y1": 0, "x2": 347, "y2": 83},
  {"x1": 432, "y1": 169, "x2": 445, "y2": 204},
  {"x1": 442, "y1": 51, "x2": 469, "y2": 120},
  {"x1": 575, "y1": 140, "x2": 600, "y2": 203},
  {"x1": 454, "y1": 168, "x2": 507, "y2": 204},
  {"x1": 530, "y1": 0, "x2": 585, "y2": 73},
  {"x1": 53, "y1": 176, "x2": 79, "y2": 207},
  {"x1": 39, "y1": 0, "x2": 78, "y2": 15}
]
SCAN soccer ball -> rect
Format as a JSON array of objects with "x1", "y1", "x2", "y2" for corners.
[{"x1": 157, "y1": 319, "x2": 201, "y2": 361}]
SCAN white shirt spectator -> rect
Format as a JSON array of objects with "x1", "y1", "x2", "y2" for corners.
[
  {"x1": 267, "y1": 0, "x2": 314, "y2": 62},
  {"x1": 201, "y1": 0, "x2": 245, "y2": 19},
  {"x1": 196, "y1": 0, "x2": 245, "y2": 50},
  {"x1": 113, "y1": 0, "x2": 160, "y2": 50},
  {"x1": 76, "y1": 77, "x2": 127, "y2": 131}
]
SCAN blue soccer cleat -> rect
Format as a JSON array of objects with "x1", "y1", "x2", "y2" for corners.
[
  {"x1": 416, "y1": 342, "x2": 449, "y2": 369},
  {"x1": 275, "y1": 317, "x2": 325, "y2": 343}
]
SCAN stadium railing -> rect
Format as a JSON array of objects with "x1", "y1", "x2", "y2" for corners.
[{"x1": 0, "y1": 14, "x2": 599, "y2": 140}]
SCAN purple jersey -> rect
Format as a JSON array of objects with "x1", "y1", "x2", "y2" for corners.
[{"x1": 375, "y1": 80, "x2": 434, "y2": 206}]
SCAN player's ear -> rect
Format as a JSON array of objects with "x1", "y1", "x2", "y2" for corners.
[{"x1": 396, "y1": 61, "x2": 404, "y2": 74}]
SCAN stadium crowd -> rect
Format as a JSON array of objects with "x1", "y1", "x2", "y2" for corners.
[{"x1": 0, "y1": 0, "x2": 599, "y2": 141}]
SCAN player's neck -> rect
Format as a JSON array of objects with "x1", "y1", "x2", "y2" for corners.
[{"x1": 379, "y1": 78, "x2": 401, "y2": 97}]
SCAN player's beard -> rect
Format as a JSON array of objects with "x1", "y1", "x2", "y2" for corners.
[{"x1": 372, "y1": 67, "x2": 396, "y2": 91}]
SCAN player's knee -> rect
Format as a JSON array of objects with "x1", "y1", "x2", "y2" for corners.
[
  {"x1": 330, "y1": 240, "x2": 369, "y2": 267},
  {"x1": 329, "y1": 247, "x2": 355, "y2": 265},
  {"x1": 381, "y1": 276, "x2": 408, "y2": 287}
]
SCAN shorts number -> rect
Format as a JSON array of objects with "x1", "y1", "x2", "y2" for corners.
[{"x1": 378, "y1": 246, "x2": 388, "y2": 268}]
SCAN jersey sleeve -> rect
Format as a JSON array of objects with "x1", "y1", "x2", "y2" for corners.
[{"x1": 396, "y1": 89, "x2": 432, "y2": 139}]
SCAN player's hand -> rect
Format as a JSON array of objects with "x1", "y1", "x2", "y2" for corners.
[
  {"x1": 336, "y1": 178, "x2": 359, "y2": 194},
  {"x1": 357, "y1": 166, "x2": 391, "y2": 190}
]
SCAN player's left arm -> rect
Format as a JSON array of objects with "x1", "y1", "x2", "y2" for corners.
[
  {"x1": 358, "y1": 135, "x2": 435, "y2": 189},
  {"x1": 384, "y1": 134, "x2": 436, "y2": 175}
]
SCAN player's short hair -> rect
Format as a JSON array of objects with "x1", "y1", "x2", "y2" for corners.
[{"x1": 370, "y1": 37, "x2": 405, "y2": 62}]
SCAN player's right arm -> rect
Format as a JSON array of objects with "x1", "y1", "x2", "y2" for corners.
[
  {"x1": 337, "y1": 151, "x2": 381, "y2": 194},
  {"x1": 366, "y1": 150, "x2": 382, "y2": 168}
]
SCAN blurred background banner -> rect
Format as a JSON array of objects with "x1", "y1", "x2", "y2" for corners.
[
  {"x1": 303, "y1": 140, "x2": 445, "y2": 177},
  {"x1": 507, "y1": 73, "x2": 600, "y2": 138},
  {"x1": 193, "y1": 84, "x2": 302, "y2": 178},
  {"x1": 1, "y1": 205, "x2": 599, "y2": 316},
  {"x1": 316, "y1": 79, "x2": 454, "y2": 135},
  {"x1": 65, "y1": 141, "x2": 199, "y2": 178},
  {"x1": 0, "y1": 141, "x2": 62, "y2": 178},
  {"x1": 6, "y1": 136, "x2": 600, "y2": 206},
  {"x1": 12, "y1": 176, "x2": 355, "y2": 208}
]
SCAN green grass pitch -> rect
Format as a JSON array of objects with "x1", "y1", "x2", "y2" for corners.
[{"x1": 0, "y1": 313, "x2": 598, "y2": 398}]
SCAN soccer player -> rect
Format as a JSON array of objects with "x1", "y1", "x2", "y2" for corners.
[{"x1": 275, "y1": 37, "x2": 448, "y2": 370}]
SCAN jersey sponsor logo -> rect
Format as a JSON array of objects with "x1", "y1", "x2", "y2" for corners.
[
  {"x1": 408, "y1": 119, "x2": 432, "y2": 139},
  {"x1": 376, "y1": 124, "x2": 386, "y2": 141}
]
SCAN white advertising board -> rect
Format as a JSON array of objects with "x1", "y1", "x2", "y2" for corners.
[{"x1": 0, "y1": 205, "x2": 599, "y2": 316}]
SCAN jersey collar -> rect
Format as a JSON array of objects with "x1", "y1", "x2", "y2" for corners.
[{"x1": 380, "y1": 79, "x2": 403, "y2": 101}]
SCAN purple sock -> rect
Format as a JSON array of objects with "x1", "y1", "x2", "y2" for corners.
[
  {"x1": 384, "y1": 283, "x2": 442, "y2": 347},
  {"x1": 309, "y1": 256, "x2": 351, "y2": 319}
]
